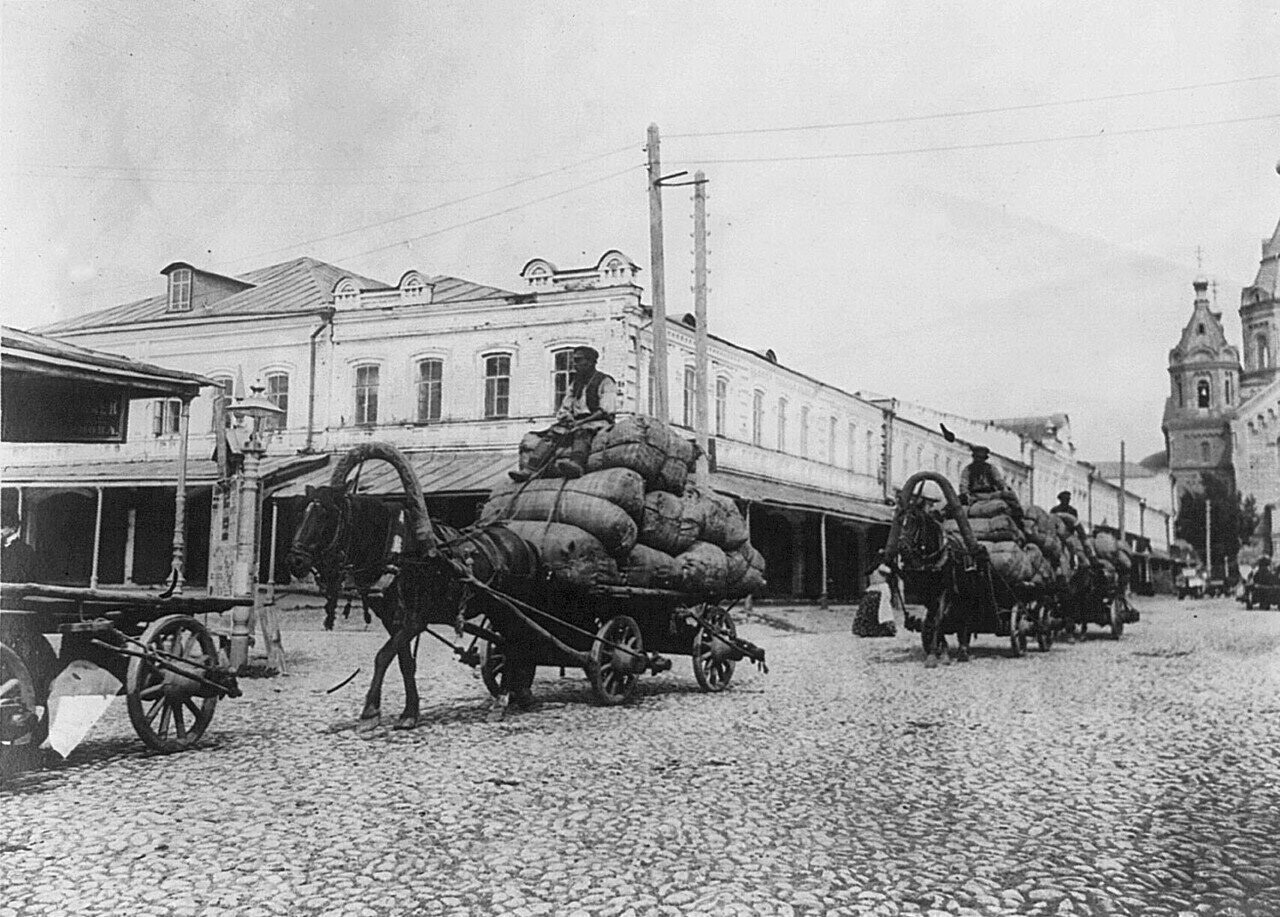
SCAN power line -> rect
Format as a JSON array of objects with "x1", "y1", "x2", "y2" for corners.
[
  {"x1": 668, "y1": 72, "x2": 1280, "y2": 139},
  {"x1": 667, "y1": 112, "x2": 1280, "y2": 165}
]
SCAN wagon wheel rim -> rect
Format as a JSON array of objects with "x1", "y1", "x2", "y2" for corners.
[
  {"x1": 0, "y1": 642, "x2": 40, "y2": 749},
  {"x1": 126, "y1": 615, "x2": 219, "y2": 754},
  {"x1": 692, "y1": 605, "x2": 736, "y2": 692},
  {"x1": 587, "y1": 615, "x2": 642, "y2": 706},
  {"x1": 478, "y1": 618, "x2": 507, "y2": 698}
]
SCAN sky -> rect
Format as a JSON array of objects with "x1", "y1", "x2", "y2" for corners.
[{"x1": 2, "y1": 0, "x2": 1278, "y2": 462}]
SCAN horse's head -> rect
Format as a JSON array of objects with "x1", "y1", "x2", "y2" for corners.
[
  {"x1": 897, "y1": 497, "x2": 948, "y2": 569},
  {"x1": 287, "y1": 485, "x2": 347, "y2": 579}
]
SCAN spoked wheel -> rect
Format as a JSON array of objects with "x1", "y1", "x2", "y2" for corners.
[
  {"x1": 126, "y1": 615, "x2": 219, "y2": 753},
  {"x1": 479, "y1": 620, "x2": 508, "y2": 698},
  {"x1": 1008, "y1": 604, "x2": 1028, "y2": 658},
  {"x1": 692, "y1": 605, "x2": 737, "y2": 693},
  {"x1": 1109, "y1": 598, "x2": 1125, "y2": 640},
  {"x1": 587, "y1": 615, "x2": 643, "y2": 706},
  {"x1": 0, "y1": 641, "x2": 44, "y2": 780}
]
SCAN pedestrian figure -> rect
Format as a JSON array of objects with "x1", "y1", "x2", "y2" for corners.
[{"x1": 511, "y1": 345, "x2": 617, "y2": 481}]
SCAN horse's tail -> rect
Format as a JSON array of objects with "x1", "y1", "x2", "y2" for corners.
[{"x1": 329, "y1": 443, "x2": 438, "y2": 552}]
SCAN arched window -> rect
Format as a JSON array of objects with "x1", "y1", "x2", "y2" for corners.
[
  {"x1": 1200, "y1": 441, "x2": 1210, "y2": 463},
  {"x1": 682, "y1": 367, "x2": 696, "y2": 428},
  {"x1": 799, "y1": 406, "x2": 810, "y2": 457},
  {"x1": 1258, "y1": 334, "x2": 1273, "y2": 369},
  {"x1": 552, "y1": 348, "x2": 574, "y2": 412},
  {"x1": 752, "y1": 391, "x2": 764, "y2": 446},
  {"x1": 264, "y1": 372, "x2": 289, "y2": 431},
  {"x1": 866, "y1": 431, "x2": 876, "y2": 476},
  {"x1": 403, "y1": 277, "x2": 426, "y2": 300},
  {"x1": 334, "y1": 279, "x2": 359, "y2": 307},
  {"x1": 416, "y1": 359, "x2": 443, "y2": 422},
  {"x1": 1197, "y1": 379, "x2": 1210, "y2": 409},
  {"x1": 1225, "y1": 375, "x2": 1233, "y2": 405},
  {"x1": 484, "y1": 354, "x2": 511, "y2": 418},
  {"x1": 1175, "y1": 379, "x2": 1184, "y2": 408},
  {"x1": 714, "y1": 378, "x2": 728, "y2": 437},
  {"x1": 776, "y1": 397, "x2": 788, "y2": 451},
  {"x1": 354, "y1": 365, "x2": 379, "y2": 425},
  {"x1": 828, "y1": 416, "x2": 837, "y2": 464},
  {"x1": 847, "y1": 422, "x2": 857, "y2": 471}
]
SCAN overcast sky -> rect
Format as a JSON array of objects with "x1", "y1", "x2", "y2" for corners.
[{"x1": 2, "y1": 1, "x2": 1278, "y2": 461}]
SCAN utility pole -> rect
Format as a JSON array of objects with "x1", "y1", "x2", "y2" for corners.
[
  {"x1": 1118, "y1": 440, "x2": 1126, "y2": 543},
  {"x1": 646, "y1": 123, "x2": 670, "y2": 422},
  {"x1": 693, "y1": 170, "x2": 710, "y2": 487},
  {"x1": 1205, "y1": 497, "x2": 1212, "y2": 573}
]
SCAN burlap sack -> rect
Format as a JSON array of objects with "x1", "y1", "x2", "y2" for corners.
[
  {"x1": 970, "y1": 514, "x2": 1023, "y2": 543},
  {"x1": 479, "y1": 490, "x2": 637, "y2": 557},
  {"x1": 586, "y1": 415, "x2": 671, "y2": 481},
  {"x1": 985, "y1": 542, "x2": 1032, "y2": 583},
  {"x1": 639, "y1": 490, "x2": 700, "y2": 555},
  {"x1": 484, "y1": 468, "x2": 645, "y2": 523},
  {"x1": 618, "y1": 543, "x2": 684, "y2": 590},
  {"x1": 500, "y1": 520, "x2": 621, "y2": 590},
  {"x1": 685, "y1": 489, "x2": 749, "y2": 550},
  {"x1": 724, "y1": 543, "x2": 767, "y2": 597},
  {"x1": 1092, "y1": 531, "x2": 1119, "y2": 561},
  {"x1": 654, "y1": 453, "x2": 691, "y2": 495},
  {"x1": 676, "y1": 541, "x2": 730, "y2": 595}
]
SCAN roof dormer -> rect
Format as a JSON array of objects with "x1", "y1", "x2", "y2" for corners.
[
  {"x1": 595, "y1": 250, "x2": 640, "y2": 286},
  {"x1": 332, "y1": 277, "x2": 360, "y2": 309},
  {"x1": 398, "y1": 270, "x2": 433, "y2": 304},
  {"x1": 161, "y1": 262, "x2": 254, "y2": 314},
  {"x1": 520, "y1": 259, "x2": 557, "y2": 288}
]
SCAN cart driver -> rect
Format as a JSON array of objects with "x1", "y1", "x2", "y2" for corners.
[
  {"x1": 510, "y1": 346, "x2": 617, "y2": 481},
  {"x1": 1, "y1": 509, "x2": 36, "y2": 584},
  {"x1": 957, "y1": 445, "x2": 1008, "y2": 505},
  {"x1": 1053, "y1": 490, "x2": 1078, "y2": 519}
]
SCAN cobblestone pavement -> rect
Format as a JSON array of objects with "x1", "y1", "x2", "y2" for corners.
[{"x1": 2, "y1": 595, "x2": 1279, "y2": 917}]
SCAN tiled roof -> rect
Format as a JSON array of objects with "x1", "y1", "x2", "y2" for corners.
[{"x1": 37, "y1": 257, "x2": 513, "y2": 334}]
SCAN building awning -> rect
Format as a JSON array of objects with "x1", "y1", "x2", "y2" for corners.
[
  {"x1": 2, "y1": 454, "x2": 326, "y2": 489},
  {"x1": 270, "y1": 449, "x2": 514, "y2": 499},
  {"x1": 711, "y1": 471, "x2": 894, "y2": 525}
]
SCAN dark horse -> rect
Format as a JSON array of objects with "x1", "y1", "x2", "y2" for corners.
[
  {"x1": 286, "y1": 443, "x2": 539, "y2": 729},
  {"x1": 884, "y1": 471, "x2": 984, "y2": 667}
]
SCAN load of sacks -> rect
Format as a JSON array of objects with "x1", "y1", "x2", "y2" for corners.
[
  {"x1": 1088, "y1": 530, "x2": 1132, "y2": 585},
  {"x1": 943, "y1": 490, "x2": 1056, "y2": 588},
  {"x1": 481, "y1": 415, "x2": 766, "y2": 597}
]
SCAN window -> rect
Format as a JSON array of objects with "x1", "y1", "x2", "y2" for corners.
[
  {"x1": 552, "y1": 349, "x2": 573, "y2": 412},
  {"x1": 210, "y1": 376, "x2": 233, "y2": 432},
  {"x1": 866, "y1": 431, "x2": 876, "y2": 477},
  {"x1": 1197, "y1": 379, "x2": 1210, "y2": 409},
  {"x1": 682, "y1": 366, "x2": 696, "y2": 427},
  {"x1": 1225, "y1": 375, "x2": 1233, "y2": 406},
  {"x1": 1259, "y1": 334, "x2": 1273, "y2": 369},
  {"x1": 847, "y1": 422, "x2": 857, "y2": 470},
  {"x1": 828, "y1": 417, "x2": 837, "y2": 464},
  {"x1": 752, "y1": 390, "x2": 764, "y2": 446},
  {"x1": 153, "y1": 399, "x2": 182, "y2": 436},
  {"x1": 264, "y1": 373, "x2": 289, "y2": 431},
  {"x1": 403, "y1": 278, "x2": 426, "y2": 300},
  {"x1": 916, "y1": 445, "x2": 924, "y2": 469},
  {"x1": 1200, "y1": 441, "x2": 1210, "y2": 463},
  {"x1": 1176, "y1": 379, "x2": 1184, "y2": 408},
  {"x1": 799, "y1": 406, "x2": 810, "y2": 457},
  {"x1": 715, "y1": 378, "x2": 728, "y2": 437},
  {"x1": 1197, "y1": 323, "x2": 1205, "y2": 335},
  {"x1": 167, "y1": 268, "x2": 192, "y2": 312},
  {"x1": 354, "y1": 365, "x2": 379, "y2": 425},
  {"x1": 484, "y1": 354, "x2": 511, "y2": 419},
  {"x1": 776, "y1": 397, "x2": 787, "y2": 451},
  {"x1": 335, "y1": 279, "x2": 358, "y2": 307},
  {"x1": 416, "y1": 359, "x2": 443, "y2": 423}
]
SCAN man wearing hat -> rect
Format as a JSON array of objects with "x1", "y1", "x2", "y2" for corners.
[
  {"x1": 511, "y1": 345, "x2": 617, "y2": 481},
  {"x1": 1053, "y1": 490, "x2": 1078, "y2": 519},
  {"x1": 958, "y1": 444, "x2": 1008, "y2": 504}
]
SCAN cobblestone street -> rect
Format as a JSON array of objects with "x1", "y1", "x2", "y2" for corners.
[{"x1": 2, "y1": 596, "x2": 1279, "y2": 917}]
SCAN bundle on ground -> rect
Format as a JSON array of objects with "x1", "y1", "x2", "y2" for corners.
[{"x1": 499, "y1": 520, "x2": 621, "y2": 590}]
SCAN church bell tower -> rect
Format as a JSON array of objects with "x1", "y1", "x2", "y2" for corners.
[{"x1": 1239, "y1": 216, "x2": 1280, "y2": 401}]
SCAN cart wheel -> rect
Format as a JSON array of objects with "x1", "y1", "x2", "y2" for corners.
[
  {"x1": 1109, "y1": 600, "x2": 1125, "y2": 640},
  {"x1": 479, "y1": 622, "x2": 507, "y2": 699},
  {"x1": 0, "y1": 641, "x2": 45, "y2": 781},
  {"x1": 587, "y1": 615, "x2": 643, "y2": 706},
  {"x1": 1008, "y1": 605, "x2": 1028, "y2": 658},
  {"x1": 126, "y1": 615, "x2": 219, "y2": 754},
  {"x1": 692, "y1": 605, "x2": 737, "y2": 693}
]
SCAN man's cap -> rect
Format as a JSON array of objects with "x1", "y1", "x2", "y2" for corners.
[
  {"x1": 1057, "y1": 491, "x2": 1072, "y2": 502},
  {"x1": 970, "y1": 445, "x2": 990, "y2": 457},
  {"x1": 573, "y1": 345, "x2": 599, "y2": 361}
]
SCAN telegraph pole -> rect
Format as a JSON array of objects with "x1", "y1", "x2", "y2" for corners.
[
  {"x1": 1118, "y1": 440, "x2": 1126, "y2": 542},
  {"x1": 693, "y1": 170, "x2": 710, "y2": 487},
  {"x1": 1205, "y1": 497, "x2": 1212, "y2": 573},
  {"x1": 646, "y1": 123, "x2": 670, "y2": 422}
]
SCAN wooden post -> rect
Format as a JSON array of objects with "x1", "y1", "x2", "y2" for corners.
[
  {"x1": 170, "y1": 396, "x2": 191, "y2": 594},
  {"x1": 123, "y1": 507, "x2": 137, "y2": 586},
  {"x1": 1119, "y1": 440, "x2": 1127, "y2": 541},
  {"x1": 266, "y1": 501, "x2": 280, "y2": 606},
  {"x1": 646, "y1": 123, "x2": 669, "y2": 422},
  {"x1": 819, "y1": 512, "x2": 829, "y2": 609},
  {"x1": 1205, "y1": 498, "x2": 1212, "y2": 572},
  {"x1": 693, "y1": 170, "x2": 710, "y2": 489},
  {"x1": 89, "y1": 487, "x2": 103, "y2": 589}
]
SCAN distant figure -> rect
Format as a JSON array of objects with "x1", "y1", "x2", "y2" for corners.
[
  {"x1": 1053, "y1": 490, "x2": 1078, "y2": 519},
  {"x1": 957, "y1": 445, "x2": 1008, "y2": 504},
  {"x1": 511, "y1": 346, "x2": 617, "y2": 481},
  {"x1": 1, "y1": 510, "x2": 37, "y2": 583}
]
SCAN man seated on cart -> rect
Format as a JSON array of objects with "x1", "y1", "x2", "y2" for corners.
[
  {"x1": 511, "y1": 346, "x2": 617, "y2": 482},
  {"x1": 957, "y1": 445, "x2": 1009, "y2": 505},
  {"x1": 1053, "y1": 490, "x2": 1078, "y2": 519}
]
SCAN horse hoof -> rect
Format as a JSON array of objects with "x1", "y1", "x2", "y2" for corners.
[
  {"x1": 924, "y1": 654, "x2": 939, "y2": 669},
  {"x1": 940, "y1": 651, "x2": 953, "y2": 666},
  {"x1": 955, "y1": 649, "x2": 971, "y2": 663},
  {"x1": 356, "y1": 715, "x2": 380, "y2": 734},
  {"x1": 393, "y1": 715, "x2": 420, "y2": 731}
]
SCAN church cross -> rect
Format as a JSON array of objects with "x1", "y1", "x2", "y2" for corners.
[{"x1": 1195, "y1": 245, "x2": 1204, "y2": 271}]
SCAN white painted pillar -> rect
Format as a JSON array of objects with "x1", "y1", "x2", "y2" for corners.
[
  {"x1": 89, "y1": 487, "x2": 104, "y2": 589},
  {"x1": 266, "y1": 501, "x2": 280, "y2": 606},
  {"x1": 123, "y1": 507, "x2": 137, "y2": 586},
  {"x1": 819, "y1": 512, "x2": 829, "y2": 609}
]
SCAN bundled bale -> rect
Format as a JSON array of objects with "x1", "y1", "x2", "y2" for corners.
[
  {"x1": 618, "y1": 543, "x2": 684, "y2": 590},
  {"x1": 969, "y1": 515, "x2": 1023, "y2": 543},
  {"x1": 686, "y1": 488, "x2": 749, "y2": 551},
  {"x1": 638, "y1": 490, "x2": 700, "y2": 555},
  {"x1": 483, "y1": 468, "x2": 645, "y2": 523},
  {"x1": 500, "y1": 521, "x2": 621, "y2": 590},
  {"x1": 481, "y1": 468, "x2": 643, "y2": 556},
  {"x1": 675, "y1": 541, "x2": 730, "y2": 595},
  {"x1": 586, "y1": 415, "x2": 697, "y2": 494},
  {"x1": 724, "y1": 543, "x2": 767, "y2": 598},
  {"x1": 985, "y1": 542, "x2": 1032, "y2": 583}
]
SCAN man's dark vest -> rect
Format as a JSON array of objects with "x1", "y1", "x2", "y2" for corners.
[{"x1": 572, "y1": 370, "x2": 613, "y2": 415}]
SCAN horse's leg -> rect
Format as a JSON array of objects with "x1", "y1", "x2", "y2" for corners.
[
  {"x1": 923, "y1": 596, "x2": 941, "y2": 668},
  {"x1": 392, "y1": 630, "x2": 421, "y2": 730},
  {"x1": 359, "y1": 626, "x2": 413, "y2": 731}
]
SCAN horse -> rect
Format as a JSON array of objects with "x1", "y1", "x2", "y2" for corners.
[{"x1": 287, "y1": 445, "x2": 542, "y2": 729}]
